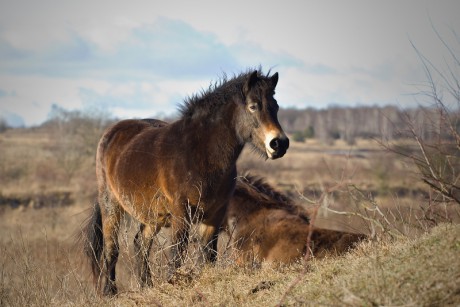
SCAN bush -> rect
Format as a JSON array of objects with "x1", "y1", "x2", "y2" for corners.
[
  {"x1": 292, "y1": 126, "x2": 315, "y2": 142},
  {"x1": 386, "y1": 27, "x2": 460, "y2": 206}
]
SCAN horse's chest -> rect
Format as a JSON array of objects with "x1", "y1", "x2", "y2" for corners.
[{"x1": 183, "y1": 174, "x2": 234, "y2": 205}]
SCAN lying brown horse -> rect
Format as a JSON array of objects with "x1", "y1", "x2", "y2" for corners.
[
  {"x1": 83, "y1": 70, "x2": 289, "y2": 295},
  {"x1": 225, "y1": 175, "x2": 366, "y2": 264}
]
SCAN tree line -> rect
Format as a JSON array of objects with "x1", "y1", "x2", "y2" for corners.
[{"x1": 278, "y1": 105, "x2": 460, "y2": 144}]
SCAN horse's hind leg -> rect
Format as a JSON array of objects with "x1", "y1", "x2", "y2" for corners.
[
  {"x1": 168, "y1": 204, "x2": 191, "y2": 281},
  {"x1": 133, "y1": 224, "x2": 158, "y2": 287},
  {"x1": 100, "y1": 197, "x2": 123, "y2": 295}
]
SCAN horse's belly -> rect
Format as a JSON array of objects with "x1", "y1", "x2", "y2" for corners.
[{"x1": 117, "y1": 187, "x2": 171, "y2": 226}]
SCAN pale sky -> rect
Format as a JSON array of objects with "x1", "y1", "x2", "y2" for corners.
[{"x1": 0, "y1": 0, "x2": 459, "y2": 126}]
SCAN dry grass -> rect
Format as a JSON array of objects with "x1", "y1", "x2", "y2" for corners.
[
  {"x1": 1, "y1": 202, "x2": 458, "y2": 306},
  {"x1": 117, "y1": 223, "x2": 460, "y2": 306},
  {"x1": 1, "y1": 127, "x2": 459, "y2": 306},
  {"x1": 0, "y1": 128, "x2": 97, "y2": 198}
]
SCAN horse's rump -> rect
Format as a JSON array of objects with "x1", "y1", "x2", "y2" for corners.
[{"x1": 96, "y1": 119, "x2": 174, "y2": 225}]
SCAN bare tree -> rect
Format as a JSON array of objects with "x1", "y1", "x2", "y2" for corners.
[
  {"x1": 44, "y1": 105, "x2": 113, "y2": 183},
  {"x1": 386, "y1": 27, "x2": 460, "y2": 205}
]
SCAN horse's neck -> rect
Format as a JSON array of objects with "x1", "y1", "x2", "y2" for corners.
[
  {"x1": 205, "y1": 122, "x2": 244, "y2": 172},
  {"x1": 178, "y1": 110, "x2": 244, "y2": 172}
]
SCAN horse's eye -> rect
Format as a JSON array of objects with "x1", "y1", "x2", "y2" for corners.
[{"x1": 248, "y1": 104, "x2": 258, "y2": 113}]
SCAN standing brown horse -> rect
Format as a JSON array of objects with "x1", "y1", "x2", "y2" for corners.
[
  {"x1": 225, "y1": 175, "x2": 366, "y2": 264},
  {"x1": 83, "y1": 70, "x2": 289, "y2": 295}
]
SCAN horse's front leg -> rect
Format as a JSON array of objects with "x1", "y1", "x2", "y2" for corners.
[
  {"x1": 199, "y1": 224, "x2": 220, "y2": 263},
  {"x1": 200, "y1": 204, "x2": 227, "y2": 263}
]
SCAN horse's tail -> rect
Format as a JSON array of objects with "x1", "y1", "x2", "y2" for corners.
[{"x1": 83, "y1": 201, "x2": 104, "y2": 287}]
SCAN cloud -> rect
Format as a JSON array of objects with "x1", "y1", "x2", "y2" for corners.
[
  {"x1": 3, "y1": 1, "x2": 458, "y2": 127},
  {"x1": 0, "y1": 18, "x2": 240, "y2": 80},
  {"x1": 0, "y1": 16, "x2": 311, "y2": 125},
  {"x1": 228, "y1": 40, "x2": 305, "y2": 71},
  {"x1": 0, "y1": 35, "x2": 26, "y2": 60},
  {"x1": 110, "y1": 18, "x2": 240, "y2": 79},
  {"x1": 0, "y1": 17, "x2": 306, "y2": 81},
  {"x1": 0, "y1": 30, "x2": 99, "y2": 77},
  {"x1": 0, "y1": 109, "x2": 24, "y2": 127},
  {"x1": 77, "y1": 76, "x2": 216, "y2": 119}
]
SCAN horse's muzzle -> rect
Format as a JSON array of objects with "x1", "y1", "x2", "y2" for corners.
[{"x1": 268, "y1": 136, "x2": 289, "y2": 159}]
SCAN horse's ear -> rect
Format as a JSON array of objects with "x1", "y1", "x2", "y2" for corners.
[
  {"x1": 243, "y1": 70, "x2": 259, "y2": 95},
  {"x1": 271, "y1": 72, "x2": 279, "y2": 88}
]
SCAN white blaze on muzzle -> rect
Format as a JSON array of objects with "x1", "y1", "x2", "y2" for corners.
[{"x1": 264, "y1": 129, "x2": 282, "y2": 158}]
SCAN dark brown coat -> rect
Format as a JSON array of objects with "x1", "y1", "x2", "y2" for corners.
[
  {"x1": 225, "y1": 176, "x2": 366, "y2": 264},
  {"x1": 82, "y1": 70, "x2": 289, "y2": 295}
]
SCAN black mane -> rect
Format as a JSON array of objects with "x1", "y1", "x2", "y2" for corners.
[
  {"x1": 237, "y1": 174, "x2": 310, "y2": 223},
  {"x1": 239, "y1": 174, "x2": 292, "y2": 204},
  {"x1": 179, "y1": 69, "x2": 272, "y2": 119}
]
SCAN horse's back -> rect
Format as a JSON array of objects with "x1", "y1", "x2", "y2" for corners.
[
  {"x1": 98, "y1": 119, "x2": 156, "y2": 158},
  {"x1": 227, "y1": 176, "x2": 366, "y2": 263},
  {"x1": 97, "y1": 118, "x2": 175, "y2": 167}
]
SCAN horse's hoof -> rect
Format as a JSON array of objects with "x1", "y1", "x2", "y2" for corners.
[
  {"x1": 166, "y1": 272, "x2": 177, "y2": 285},
  {"x1": 141, "y1": 277, "x2": 154, "y2": 288},
  {"x1": 103, "y1": 284, "x2": 118, "y2": 296}
]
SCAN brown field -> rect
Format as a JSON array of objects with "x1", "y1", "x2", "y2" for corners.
[{"x1": 0, "y1": 126, "x2": 459, "y2": 306}]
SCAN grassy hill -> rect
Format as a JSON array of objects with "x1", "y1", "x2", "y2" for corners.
[
  {"x1": 1, "y1": 217, "x2": 458, "y2": 306},
  {"x1": 97, "y1": 223, "x2": 460, "y2": 306}
]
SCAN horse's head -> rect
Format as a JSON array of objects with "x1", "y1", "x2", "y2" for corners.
[{"x1": 239, "y1": 70, "x2": 289, "y2": 159}]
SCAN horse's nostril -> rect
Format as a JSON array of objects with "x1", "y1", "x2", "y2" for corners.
[{"x1": 270, "y1": 138, "x2": 279, "y2": 150}]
